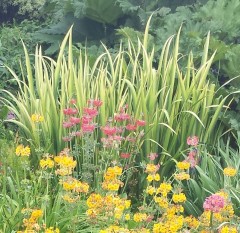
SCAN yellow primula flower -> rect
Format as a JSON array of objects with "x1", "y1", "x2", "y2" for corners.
[
  {"x1": 223, "y1": 167, "x2": 237, "y2": 177},
  {"x1": 172, "y1": 193, "x2": 187, "y2": 203},
  {"x1": 31, "y1": 113, "x2": 44, "y2": 123},
  {"x1": 176, "y1": 161, "x2": 190, "y2": 170}
]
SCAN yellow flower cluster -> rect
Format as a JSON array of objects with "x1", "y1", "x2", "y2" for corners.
[
  {"x1": 223, "y1": 167, "x2": 237, "y2": 177},
  {"x1": 219, "y1": 225, "x2": 238, "y2": 233},
  {"x1": 16, "y1": 144, "x2": 31, "y2": 157},
  {"x1": 156, "y1": 182, "x2": 172, "y2": 197},
  {"x1": 154, "y1": 196, "x2": 169, "y2": 209},
  {"x1": 54, "y1": 152, "x2": 77, "y2": 176},
  {"x1": 40, "y1": 157, "x2": 54, "y2": 169},
  {"x1": 176, "y1": 161, "x2": 190, "y2": 170},
  {"x1": 133, "y1": 212, "x2": 147, "y2": 222},
  {"x1": 102, "y1": 166, "x2": 124, "y2": 191},
  {"x1": 45, "y1": 227, "x2": 60, "y2": 233},
  {"x1": 174, "y1": 172, "x2": 190, "y2": 181},
  {"x1": 146, "y1": 173, "x2": 160, "y2": 182},
  {"x1": 100, "y1": 225, "x2": 150, "y2": 233},
  {"x1": 153, "y1": 215, "x2": 184, "y2": 233},
  {"x1": 31, "y1": 113, "x2": 44, "y2": 123},
  {"x1": 145, "y1": 164, "x2": 159, "y2": 174},
  {"x1": 61, "y1": 177, "x2": 89, "y2": 193},
  {"x1": 146, "y1": 183, "x2": 171, "y2": 196},
  {"x1": 18, "y1": 209, "x2": 43, "y2": 231},
  {"x1": 184, "y1": 215, "x2": 200, "y2": 228},
  {"x1": 86, "y1": 193, "x2": 131, "y2": 221},
  {"x1": 172, "y1": 193, "x2": 187, "y2": 203}
]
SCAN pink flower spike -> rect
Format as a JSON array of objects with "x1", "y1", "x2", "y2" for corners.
[
  {"x1": 101, "y1": 126, "x2": 117, "y2": 136},
  {"x1": 82, "y1": 115, "x2": 93, "y2": 124},
  {"x1": 126, "y1": 124, "x2": 137, "y2": 131},
  {"x1": 114, "y1": 113, "x2": 131, "y2": 122},
  {"x1": 93, "y1": 99, "x2": 103, "y2": 107},
  {"x1": 63, "y1": 108, "x2": 78, "y2": 115},
  {"x1": 187, "y1": 136, "x2": 199, "y2": 146},
  {"x1": 63, "y1": 121, "x2": 74, "y2": 128},
  {"x1": 84, "y1": 108, "x2": 98, "y2": 117},
  {"x1": 136, "y1": 119, "x2": 146, "y2": 126},
  {"x1": 82, "y1": 124, "x2": 95, "y2": 133},
  {"x1": 69, "y1": 117, "x2": 81, "y2": 124}
]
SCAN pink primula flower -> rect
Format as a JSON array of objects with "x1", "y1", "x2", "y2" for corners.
[
  {"x1": 187, "y1": 136, "x2": 199, "y2": 147},
  {"x1": 101, "y1": 126, "x2": 117, "y2": 136},
  {"x1": 203, "y1": 194, "x2": 225, "y2": 213}
]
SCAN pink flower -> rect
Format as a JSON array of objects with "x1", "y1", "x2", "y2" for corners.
[
  {"x1": 82, "y1": 115, "x2": 93, "y2": 124},
  {"x1": 93, "y1": 99, "x2": 103, "y2": 107},
  {"x1": 120, "y1": 153, "x2": 131, "y2": 159},
  {"x1": 188, "y1": 149, "x2": 197, "y2": 157},
  {"x1": 126, "y1": 124, "x2": 137, "y2": 131},
  {"x1": 136, "y1": 119, "x2": 146, "y2": 126},
  {"x1": 69, "y1": 99, "x2": 77, "y2": 105},
  {"x1": 148, "y1": 153, "x2": 158, "y2": 161},
  {"x1": 101, "y1": 126, "x2": 117, "y2": 136},
  {"x1": 186, "y1": 156, "x2": 198, "y2": 168},
  {"x1": 81, "y1": 124, "x2": 95, "y2": 133},
  {"x1": 69, "y1": 117, "x2": 81, "y2": 124},
  {"x1": 187, "y1": 136, "x2": 199, "y2": 146},
  {"x1": 62, "y1": 136, "x2": 72, "y2": 142},
  {"x1": 203, "y1": 194, "x2": 225, "y2": 213},
  {"x1": 70, "y1": 131, "x2": 82, "y2": 137},
  {"x1": 63, "y1": 121, "x2": 74, "y2": 128},
  {"x1": 63, "y1": 108, "x2": 78, "y2": 115},
  {"x1": 126, "y1": 136, "x2": 136, "y2": 143},
  {"x1": 83, "y1": 108, "x2": 98, "y2": 117},
  {"x1": 113, "y1": 135, "x2": 124, "y2": 141},
  {"x1": 88, "y1": 99, "x2": 103, "y2": 107},
  {"x1": 114, "y1": 113, "x2": 131, "y2": 121}
]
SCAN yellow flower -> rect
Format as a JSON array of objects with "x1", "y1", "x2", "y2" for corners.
[
  {"x1": 154, "y1": 174, "x2": 160, "y2": 181},
  {"x1": 174, "y1": 172, "x2": 190, "y2": 181},
  {"x1": 40, "y1": 157, "x2": 54, "y2": 169},
  {"x1": 31, "y1": 113, "x2": 44, "y2": 123},
  {"x1": 219, "y1": 225, "x2": 238, "y2": 233},
  {"x1": 172, "y1": 193, "x2": 187, "y2": 203},
  {"x1": 156, "y1": 182, "x2": 172, "y2": 196},
  {"x1": 146, "y1": 186, "x2": 156, "y2": 195},
  {"x1": 133, "y1": 212, "x2": 147, "y2": 222},
  {"x1": 145, "y1": 164, "x2": 159, "y2": 174},
  {"x1": 45, "y1": 227, "x2": 60, "y2": 233},
  {"x1": 31, "y1": 209, "x2": 43, "y2": 219},
  {"x1": 125, "y1": 213, "x2": 130, "y2": 220},
  {"x1": 16, "y1": 145, "x2": 31, "y2": 157},
  {"x1": 223, "y1": 167, "x2": 237, "y2": 177},
  {"x1": 176, "y1": 161, "x2": 190, "y2": 170}
]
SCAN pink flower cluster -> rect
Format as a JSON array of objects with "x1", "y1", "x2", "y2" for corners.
[
  {"x1": 203, "y1": 194, "x2": 225, "y2": 213},
  {"x1": 62, "y1": 99, "x2": 102, "y2": 141},
  {"x1": 100, "y1": 105, "x2": 146, "y2": 155},
  {"x1": 62, "y1": 100, "x2": 146, "y2": 160}
]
